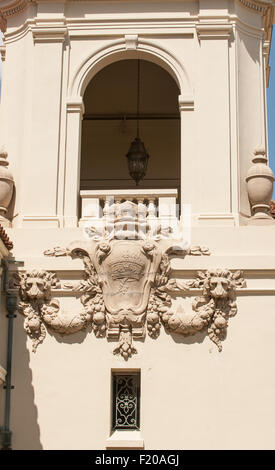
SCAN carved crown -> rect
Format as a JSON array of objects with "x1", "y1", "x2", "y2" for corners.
[{"x1": 107, "y1": 251, "x2": 145, "y2": 281}]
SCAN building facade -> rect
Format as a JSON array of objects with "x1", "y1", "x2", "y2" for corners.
[{"x1": 0, "y1": 0, "x2": 275, "y2": 450}]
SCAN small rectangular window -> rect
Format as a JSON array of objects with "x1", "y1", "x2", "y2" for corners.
[{"x1": 112, "y1": 372, "x2": 140, "y2": 430}]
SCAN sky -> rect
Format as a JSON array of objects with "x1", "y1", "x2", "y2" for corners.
[{"x1": 0, "y1": 28, "x2": 275, "y2": 186}]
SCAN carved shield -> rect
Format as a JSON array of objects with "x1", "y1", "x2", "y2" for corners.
[{"x1": 94, "y1": 240, "x2": 159, "y2": 316}]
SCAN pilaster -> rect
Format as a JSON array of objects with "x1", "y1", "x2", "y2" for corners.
[
  {"x1": 196, "y1": 11, "x2": 234, "y2": 225},
  {"x1": 178, "y1": 96, "x2": 197, "y2": 220},
  {"x1": 63, "y1": 99, "x2": 85, "y2": 228},
  {"x1": 21, "y1": 23, "x2": 67, "y2": 227}
]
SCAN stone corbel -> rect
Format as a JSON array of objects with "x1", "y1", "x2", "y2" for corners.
[
  {"x1": 196, "y1": 24, "x2": 233, "y2": 41},
  {"x1": 263, "y1": 40, "x2": 271, "y2": 57},
  {"x1": 32, "y1": 25, "x2": 67, "y2": 44},
  {"x1": 0, "y1": 46, "x2": 6, "y2": 62}
]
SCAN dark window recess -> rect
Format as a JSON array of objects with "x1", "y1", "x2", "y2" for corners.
[{"x1": 112, "y1": 373, "x2": 140, "y2": 430}]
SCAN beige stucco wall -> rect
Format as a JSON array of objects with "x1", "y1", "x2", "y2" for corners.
[
  {"x1": 0, "y1": 0, "x2": 275, "y2": 451},
  {"x1": 5, "y1": 292, "x2": 275, "y2": 450},
  {"x1": 0, "y1": 225, "x2": 274, "y2": 449}
]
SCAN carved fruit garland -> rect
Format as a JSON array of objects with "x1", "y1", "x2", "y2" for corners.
[{"x1": 72, "y1": 252, "x2": 106, "y2": 338}]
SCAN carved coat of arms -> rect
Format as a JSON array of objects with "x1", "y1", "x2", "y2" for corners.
[{"x1": 15, "y1": 201, "x2": 246, "y2": 359}]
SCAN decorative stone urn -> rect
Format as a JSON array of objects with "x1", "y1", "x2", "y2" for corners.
[
  {"x1": 0, "y1": 147, "x2": 14, "y2": 226},
  {"x1": 246, "y1": 145, "x2": 275, "y2": 224}
]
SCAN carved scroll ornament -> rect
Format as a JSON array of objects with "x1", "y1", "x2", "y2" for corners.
[{"x1": 16, "y1": 201, "x2": 245, "y2": 359}]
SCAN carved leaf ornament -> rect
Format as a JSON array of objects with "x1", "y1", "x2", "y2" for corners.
[{"x1": 15, "y1": 202, "x2": 246, "y2": 359}]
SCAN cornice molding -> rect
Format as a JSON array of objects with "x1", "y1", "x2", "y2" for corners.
[
  {"x1": 0, "y1": 0, "x2": 32, "y2": 32},
  {"x1": 1, "y1": 1, "x2": 273, "y2": 18},
  {"x1": 0, "y1": 1, "x2": 274, "y2": 34},
  {"x1": 238, "y1": 0, "x2": 275, "y2": 13},
  {"x1": 0, "y1": 0, "x2": 30, "y2": 18}
]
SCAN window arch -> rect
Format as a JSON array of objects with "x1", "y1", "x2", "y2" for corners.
[
  {"x1": 80, "y1": 58, "x2": 180, "y2": 192},
  {"x1": 64, "y1": 41, "x2": 194, "y2": 227}
]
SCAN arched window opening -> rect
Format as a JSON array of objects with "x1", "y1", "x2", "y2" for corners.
[{"x1": 80, "y1": 59, "x2": 181, "y2": 222}]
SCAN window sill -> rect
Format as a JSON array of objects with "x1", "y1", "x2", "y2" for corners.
[{"x1": 105, "y1": 430, "x2": 144, "y2": 449}]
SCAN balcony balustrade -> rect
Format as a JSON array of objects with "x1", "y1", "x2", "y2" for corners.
[{"x1": 79, "y1": 189, "x2": 179, "y2": 238}]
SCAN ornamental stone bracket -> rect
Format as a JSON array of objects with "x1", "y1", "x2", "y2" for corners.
[{"x1": 15, "y1": 200, "x2": 245, "y2": 359}]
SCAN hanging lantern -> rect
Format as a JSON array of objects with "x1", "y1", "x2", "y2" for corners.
[
  {"x1": 126, "y1": 136, "x2": 149, "y2": 186},
  {"x1": 126, "y1": 59, "x2": 149, "y2": 185}
]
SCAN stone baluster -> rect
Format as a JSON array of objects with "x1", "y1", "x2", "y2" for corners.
[
  {"x1": 103, "y1": 196, "x2": 115, "y2": 235},
  {"x1": 147, "y1": 198, "x2": 156, "y2": 218},
  {"x1": 103, "y1": 198, "x2": 110, "y2": 220},
  {"x1": 147, "y1": 198, "x2": 158, "y2": 236},
  {"x1": 137, "y1": 197, "x2": 146, "y2": 238},
  {"x1": 137, "y1": 198, "x2": 146, "y2": 218},
  {"x1": 113, "y1": 200, "x2": 118, "y2": 219},
  {"x1": 108, "y1": 199, "x2": 116, "y2": 221}
]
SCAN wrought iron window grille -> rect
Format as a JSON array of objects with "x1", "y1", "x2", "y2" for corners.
[{"x1": 112, "y1": 373, "x2": 140, "y2": 430}]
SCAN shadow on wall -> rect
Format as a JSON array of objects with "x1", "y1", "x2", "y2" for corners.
[
  {"x1": 238, "y1": 30, "x2": 260, "y2": 65},
  {"x1": 10, "y1": 313, "x2": 42, "y2": 449},
  {"x1": 0, "y1": 281, "x2": 43, "y2": 449},
  {"x1": 52, "y1": 325, "x2": 91, "y2": 345}
]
